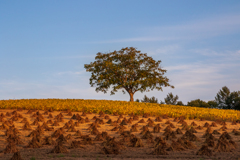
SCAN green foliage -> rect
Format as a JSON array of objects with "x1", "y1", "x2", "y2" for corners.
[
  {"x1": 176, "y1": 101, "x2": 184, "y2": 106},
  {"x1": 140, "y1": 95, "x2": 158, "y2": 103},
  {"x1": 84, "y1": 47, "x2": 174, "y2": 101},
  {"x1": 232, "y1": 92, "x2": 240, "y2": 110},
  {"x1": 215, "y1": 86, "x2": 231, "y2": 109},
  {"x1": 30, "y1": 157, "x2": 36, "y2": 160},
  {"x1": 135, "y1": 99, "x2": 140, "y2": 102},
  {"x1": 207, "y1": 100, "x2": 218, "y2": 108},
  {"x1": 215, "y1": 86, "x2": 240, "y2": 110},
  {"x1": 187, "y1": 99, "x2": 210, "y2": 108},
  {"x1": 164, "y1": 92, "x2": 179, "y2": 105}
]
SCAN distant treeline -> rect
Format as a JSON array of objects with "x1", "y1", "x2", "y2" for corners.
[{"x1": 135, "y1": 86, "x2": 240, "y2": 110}]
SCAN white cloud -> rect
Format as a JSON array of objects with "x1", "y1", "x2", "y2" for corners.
[
  {"x1": 166, "y1": 14, "x2": 240, "y2": 32},
  {"x1": 0, "y1": 80, "x2": 108, "y2": 100},
  {"x1": 56, "y1": 70, "x2": 86, "y2": 76},
  {"x1": 160, "y1": 49, "x2": 240, "y2": 103},
  {"x1": 191, "y1": 49, "x2": 240, "y2": 58},
  {"x1": 155, "y1": 45, "x2": 181, "y2": 54},
  {"x1": 153, "y1": 13, "x2": 240, "y2": 39},
  {"x1": 90, "y1": 37, "x2": 177, "y2": 44}
]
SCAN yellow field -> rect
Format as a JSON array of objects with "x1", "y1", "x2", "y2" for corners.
[{"x1": 0, "y1": 99, "x2": 239, "y2": 121}]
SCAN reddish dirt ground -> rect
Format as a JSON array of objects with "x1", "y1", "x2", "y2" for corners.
[{"x1": 0, "y1": 109, "x2": 240, "y2": 160}]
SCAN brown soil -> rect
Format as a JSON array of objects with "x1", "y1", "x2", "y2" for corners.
[{"x1": 1, "y1": 109, "x2": 240, "y2": 160}]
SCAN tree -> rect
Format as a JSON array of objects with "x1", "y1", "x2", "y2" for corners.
[
  {"x1": 84, "y1": 47, "x2": 174, "y2": 102},
  {"x1": 164, "y1": 92, "x2": 179, "y2": 105},
  {"x1": 135, "y1": 99, "x2": 140, "y2": 102},
  {"x1": 187, "y1": 99, "x2": 210, "y2": 108},
  {"x1": 176, "y1": 101, "x2": 184, "y2": 106},
  {"x1": 207, "y1": 100, "x2": 218, "y2": 108},
  {"x1": 215, "y1": 86, "x2": 231, "y2": 109},
  {"x1": 140, "y1": 95, "x2": 158, "y2": 103},
  {"x1": 232, "y1": 91, "x2": 240, "y2": 110},
  {"x1": 215, "y1": 86, "x2": 240, "y2": 109}
]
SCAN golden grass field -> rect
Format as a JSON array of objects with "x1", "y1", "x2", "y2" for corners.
[{"x1": 0, "y1": 99, "x2": 240, "y2": 122}]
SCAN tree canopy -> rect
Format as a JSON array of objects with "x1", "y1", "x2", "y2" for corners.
[
  {"x1": 187, "y1": 99, "x2": 210, "y2": 108},
  {"x1": 137, "y1": 95, "x2": 158, "y2": 103},
  {"x1": 84, "y1": 47, "x2": 174, "y2": 101},
  {"x1": 164, "y1": 92, "x2": 179, "y2": 105},
  {"x1": 215, "y1": 86, "x2": 240, "y2": 109},
  {"x1": 207, "y1": 100, "x2": 218, "y2": 108}
]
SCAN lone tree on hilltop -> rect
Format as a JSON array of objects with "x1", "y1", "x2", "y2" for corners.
[{"x1": 84, "y1": 47, "x2": 174, "y2": 102}]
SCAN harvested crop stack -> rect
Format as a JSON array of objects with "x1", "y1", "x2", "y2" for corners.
[
  {"x1": 130, "y1": 137, "x2": 144, "y2": 147},
  {"x1": 189, "y1": 127, "x2": 197, "y2": 133},
  {"x1": 22, "y1": 122, "x2": 32, "y2": 130},
  {"x1": 181, "y1": 130, "x2": 200, "y2": 142},
  {"x1": 43, "y1": 136, "x2": 56, "y2": 145},
  {"x1": 191, "y1": 121, "x2": 197, "y2": 126},
  {"x1": 138, "y1": 119, "x2": 145, "y2": 123},
  {"x1": 69, "y1": 140, "x2": 84, "y2": 149},
  {"x1": 7, "y1": 134, "x2": 23, "y2": 145},
  {"x1": 152, "y1": 124, "x2": 161, "y2": 133},
  {"x1": 155, "y1": 116, "x2": 162, "y2": 122},
  {"x1": 196, "y1": 145, "x2": 212, "y2": 156},
  {"x1": 81, "y1": 136, "x2": 93, "y2": 145},
  {"x1": 101, "y1": 146, "x2": 119, "y2": 155},
  {"x1": 3, "y1": 142, "x2": 19, "y2": 154},
  {"x1": 167, "y1": 140, "x2": 185, "y2": 151},
  {"x1": 10, "y1": 151, "x2": 24, "y2": 160},
  {"x1": 177, "y1": 138, "x2": 197, "y2": 149},
  {"x1": 141, "y1": 131, "x2": 153, "y2": 139},
  {"x1": 130, "y1": 124, "x2": 138, "y2": 132},
  {"x1": 50, "y1": 141, "x2": 69, "y2": 153},
  {"x1": 67, "y1": 125, "x2": 77, "y2": 132},
  {"x1": 52, "y1": 128, "x2": 65, "y2": 138},
  {"x1": 26, "y1": 136, "x2": 42, "y2": 148},
  {"x1": 152, "y1": 142, "x2": 169, "y2": 155},
  {"x1": 175, "y1": 128, "x2": 183, "y2": 134}
]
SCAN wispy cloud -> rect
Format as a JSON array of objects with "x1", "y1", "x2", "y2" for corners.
[
  {"x1": 191, "y1": 49, "x2": 240, "y2": 57},
  {"x1": 152, "y1": 13, "x2": 240, "y2": 40},
  {"x1": 166, "y1": 63, "x2": 224, "y2": 88},
  {"x1": 90, "y1": 37, "x2": 177, "y2": 44},
  {"x1": 90, "y1": 13, "x2": 240, "y2": 44},
  {"x1": 155, "y1": 45, "x2": 181, "y2": 54},
  {"x1": 56, "y1": 70, "x2": 86, "y2": 76},
  {"x1": 160, "y1": 49, "x2": 240, "y2": 103},
  {"x1": 165, "y1": 14, "x2": 240, "y2": 32},
  {"x1": 0, "y1": 80, "x2": 109, "y2": 100}
]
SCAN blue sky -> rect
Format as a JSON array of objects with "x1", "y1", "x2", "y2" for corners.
[{"x1": 1, "y1": 0, "x2": 240, "y2": 104}]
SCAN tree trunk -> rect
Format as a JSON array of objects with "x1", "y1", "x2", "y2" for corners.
[{"x1": 129, "y1": 92, "x2": 134, "y2": 102}]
